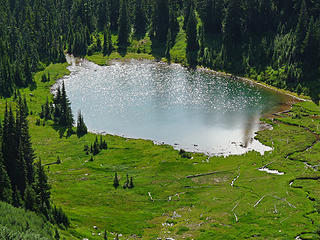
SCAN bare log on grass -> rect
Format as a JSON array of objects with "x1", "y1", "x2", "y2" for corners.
[
  {"x1": 254, "y1": 195, "x2": 266, "y2": 207},
  {"x1": 148, "y1": 192, "x2": 154, "y2": 202},
  {"x1": 284, "y1": 199, "x2": 296, "y2": 209},
  {"x1": 231, "y1": 168, "x2": 240, "y2": 187},
  {"x1": 232, "y1": 202, "x2": 239, "y2": 212},
  {"x1": 273, "y1": 204, "x2": 278, "y2": 214},
  {"x1": 233, "y1": 212, "x2": 238, "y2": 222},
  {"x1": 260, "y1": 160, "x2": 275, "y2": 169},
  {"x1": 272, "y1": 195, "x2": 296, "y2": 208}
]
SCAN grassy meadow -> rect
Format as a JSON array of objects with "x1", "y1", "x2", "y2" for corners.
[
  {"x1": 1, "y1": 28, "x2": 320, "y2": 239},
  {"x1": 0, "y1": 56, "x2": 316, "y2": 239}
]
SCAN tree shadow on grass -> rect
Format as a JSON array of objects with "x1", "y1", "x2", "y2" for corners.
[{"x1": 52, "y1": 125, "x2": 74, "y2": 139}]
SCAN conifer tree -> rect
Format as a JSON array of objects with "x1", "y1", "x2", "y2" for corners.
[
  {"x1": 24, "y1": 184, "x2": 37, "y2": 211},
  {"x1": 76, "y1": 110, "x2": 87, "y2": 137},
  {"x1": 128, "y1": 176, "x2": 134, "y2": 189},
  {"x1": 222, "y1": 0, "x2": 242, "y2": 62},
  {"x1": 103, "y1": 29, "x2": 109, "y2": 56},
  {"x1": 97, "y1": 37, "x2": 102, "y2": 52},
  {"x1": 295, "y1": 0, "x2": 308, "y2": 58},
  {"x1": 134, "y1": 0, "x2": 147, "y2": 37},
  {"x1": 2, "y1": 105, "x2": 18, "y2": 191},
  {"x1": 117, "y1": 0, "x2": 129, "y2": 48},
  {"x1": 168, "y1": 0, "x2": 179, "y2": 41},
  {"x1": 17, "y1": 96, "x2": 35, "y2": 184},
  {"x1": 186, "y1": 4, "x2": 198, "y2": 67},
  {"x1": 34, "y1": 159, "x2": 51, "y2": 216},
  {"x1": 113, "y1": 172, "x2": 119, "y2": 189},
  {"x1": 151, "y1": 0, "x2": 169, "y2": 43},
  {"x1": 302, "y1": 17, "x2": 320, "y2": 73},
  {"x1": 0, "y1": 159, "x2": 12, "y2": 204},
  {"x1": 97, "y1": 0, "x2": 109, "y2": 31},
  {"x1": 123, "y1": 173, "x2": 129, "y2": 189},
  {"x1": 12, "y1": 186, "x2": 23, "y2": 207},
  {"x1": 183, "y1": 0, "x2": 191, "y2": 30},
  {"x1": 93, "y1": 136, "x2": 100, "y2": 155},
  {"x1": 165, "y1": 30, "x2": 172, "y2": 63},
  {"x1": 60, "y1": 81, "x2": 74, "y2": 131},
  {"x1": 107, "y1": 25, "x2": 113, "y2": 54},
  {"x1": 15, "y1": 142, "x2": 27, "y2": 196},
  {"x1": 24, "y1": 56, "x2": 33, "y2": 85}
]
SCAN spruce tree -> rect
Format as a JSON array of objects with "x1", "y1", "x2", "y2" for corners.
[
  {"x1": 222, "y1": 0, "x2": 242, "y2": 62},
  {"x1": 34, "y1": 159, "x2": 51, "y2": 216},
  {"x1": 24, "y1": 56, "x2": 32, "y2": 85},
  {"x1": 107, "y1": 25, "x2": 113, "y2": 54},
  {"x1": 2, "y1": 105, "x2": 18, "y2": 191},
  {"x1": 165, "y1": 30, "x2": 172, "y2": 63},
  {"x1": 128, "y1": 176, "x2": 134, "y2": 189},
  {"x1": 17, "y1": 96, "x2": 35, "y2": 184},
  {"x1": 168, "y1": 0, "x2": 179, "y2": 42},
  {"x1": 186, "y1": 4, "x2": 198, "y2": 68},
  {"x1": 151, "y1": 0, "x2": 169, "y2": 43},
  {"x1": 117, "y1": 0, "x2": 129, "y2": 48},
  {"x1": 295, "y1": 0, "x2": 308, "y2": 58},
  {"x1": 0, "y1": 159, "x2": 12, "y2": 204},
  {"x1": 123, "y1": 173, "x2": 129, "y2": 189},
  {"x1": 60, "y1": 81, "x2": 74, "y2": 131},
  {"x1": 24, "y1": 184, "x2": 37, "y2": 211},
  {"x1": 76, "y1": 110, "x2": 87, "y2": 137},
  {"x1": 134, "y1": 0, "x2": 147, "y2": 37},
  {"x1": 97, "y1": 0, "x2": 109, "y2": 31},
  {"x1": 113, "y1": 172, "x2": 119, "y2": 189},
  {"x1": 93, "y1": 136, "x2": 100, "y2": 155},
  {"x1": 103, "y1": 29, "x2": 109, "y2": 56}
]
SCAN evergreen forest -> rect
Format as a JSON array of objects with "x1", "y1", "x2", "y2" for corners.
[
  {"x1": 0, "y1": 0, "x2": 319, "y2": 101},
  {"x1": 1, "y1": 0, "x2": 320, "y2": 239}
]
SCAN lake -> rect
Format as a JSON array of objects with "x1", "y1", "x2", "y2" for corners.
[{"x1": 60, "y1": 56, "x2": 292, "y2": 155}]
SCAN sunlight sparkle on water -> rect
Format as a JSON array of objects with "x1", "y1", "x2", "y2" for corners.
[{"x1": 59, "y1": 57, "x2": 285, "y2": 156}]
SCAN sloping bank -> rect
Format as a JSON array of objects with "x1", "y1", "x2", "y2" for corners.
[{"x1": 13, "y1": 55, "x2": 320, "y2": 239}]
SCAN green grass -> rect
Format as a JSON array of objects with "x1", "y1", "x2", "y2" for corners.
[
  {"x1": 2, "y1": 45, "x2": 320, "y2": 239},
  {"x1": 0, "y1": 201, "x2": 54, "y2": 239}
]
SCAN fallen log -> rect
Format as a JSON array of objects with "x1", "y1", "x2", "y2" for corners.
[{"x1": 254, "y1": 195, "x2": 266, "y2": 207}]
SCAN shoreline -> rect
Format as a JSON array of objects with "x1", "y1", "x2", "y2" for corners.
[
  {"x1": 107, "y1": 55, "x2": 302, "y2": 118},
  {"x1": 87, "y1": 52, "x2": 308, "y2": 103},
  {"x1": 53, "y1": 54, "x2": 299, "y2": 156}
]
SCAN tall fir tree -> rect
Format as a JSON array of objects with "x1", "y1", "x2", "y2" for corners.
[
  {"x1": 113, "y1": 172, "x2": 119, "y2": 189},
  {"x1": 295, "y1": 0, "x2": 309, "y2": 58},
  {"x1": 222, "y1": 0, "x2": 242, "y2": 62},
  {"x1": 103, "y1": 29, "x2": 109, "y2": 56},
  {"x1": 151, "y1": 0, "x2": 169, "y2": 43},
  {"x1": 34, "y1": 159, "x2": 51, "y2": 216},
  {"x1": 76, "y1": 110, "x2": 87, "y2": 137},
  {"x1": 0, "y1": 158, "x2": 13, "y2": 204},
  {"x1": 117, "y1": 0, "x2": 129, "y2": 48},
  {"x1": 186, "y1": 4, "x2": 198, "y2": 67},
  {"x1": 134, "y1": 0, "x2": 147, "y2": 37},
  {"x1": 24, "y1": 184, "x2": 37, "y2": 211}
]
